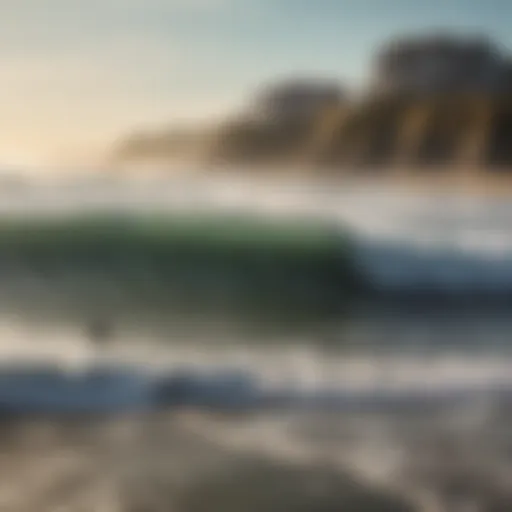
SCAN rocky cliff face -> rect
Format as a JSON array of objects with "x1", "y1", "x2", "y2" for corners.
[
  {"x1": 207, "y1": 94, "x2": 512, "y2": 172},
  {"x1": 312, "y1": 95, "x2": 512, "y2": 171}
]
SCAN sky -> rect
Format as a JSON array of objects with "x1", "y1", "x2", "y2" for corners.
[{"x1": 0, "y1": 0, "x2": 510, "y2": 168}]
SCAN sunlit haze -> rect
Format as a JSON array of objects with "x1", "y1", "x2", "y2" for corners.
[{"x1": 1, "y1": 0, "x2": 510, "y2": 169}]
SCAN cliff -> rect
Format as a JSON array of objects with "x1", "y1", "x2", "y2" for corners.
[
  {"x1": 206, "y1": 94, "x2": 512, "y2": 172},
  {"x1": 115, "y1": 94, "x2": 512, "y2": 174},
  {"x1": 115, "y1": 34, "x2": 512, "y2": 174},
  {"x1": 311, "y1": 94, "x2": 512, "y2": 171}
]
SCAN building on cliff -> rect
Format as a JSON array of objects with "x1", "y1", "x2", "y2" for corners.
[{"x1": 371, "y1": 34, "x2": 512, "y2": 97}]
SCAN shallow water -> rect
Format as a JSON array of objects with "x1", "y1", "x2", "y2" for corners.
[{"x1": 1, "y1": 295, "x2": 512, "y2": 511}]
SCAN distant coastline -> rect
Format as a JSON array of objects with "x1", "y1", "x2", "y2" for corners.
[{"x1": 114, "y1": 32, "x2": 512, "y2": 177}]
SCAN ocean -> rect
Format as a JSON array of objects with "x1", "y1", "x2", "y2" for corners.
[{"x1": 1, "y1": 173, "x2": 512, "y2": 511}]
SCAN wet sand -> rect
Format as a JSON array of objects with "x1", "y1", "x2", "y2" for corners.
[{"x1": 0, "y1": 405, "x2": 512, "y2": 511}]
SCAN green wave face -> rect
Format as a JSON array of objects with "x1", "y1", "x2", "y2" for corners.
[{"x1": 0, "y1": 213, "x2": 361, "y2": 329}]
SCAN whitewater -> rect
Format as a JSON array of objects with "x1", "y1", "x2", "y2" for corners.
[{"x1": 0, "y1": 173, "x2": 511, "y2": 408}]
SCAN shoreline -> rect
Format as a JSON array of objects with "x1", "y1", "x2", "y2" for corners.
[{"x1": 107, "y1": 160, "x2": 512, "y2": 196}]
